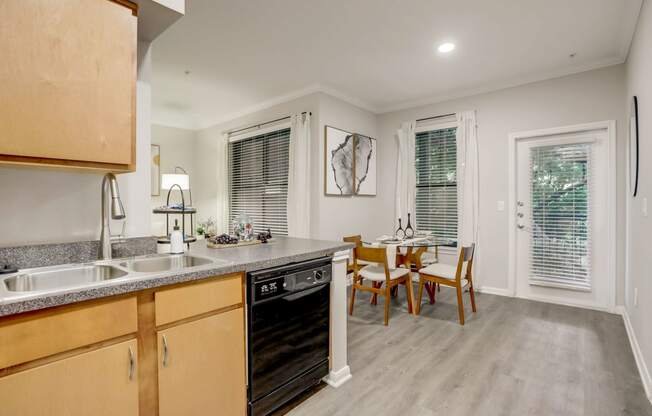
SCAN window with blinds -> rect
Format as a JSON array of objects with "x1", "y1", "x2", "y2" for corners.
[
  {"x1": 415, "y1": 127, "x2": 458, "y2": 244},
  {"x1": 529, "y1": 143, "x2": 592, "y2": 289},
  {"x1": 228, "y1": 127, "x2": 290, "y2": 236}
]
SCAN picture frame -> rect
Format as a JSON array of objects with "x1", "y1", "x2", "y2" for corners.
[{"x1": 151, "y1": 144, "x2": 160, "y2": 196}]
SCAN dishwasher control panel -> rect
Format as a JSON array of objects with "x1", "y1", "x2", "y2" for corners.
[{"x1": 249, "y1": 257, "x2": 332, "y2": 303}]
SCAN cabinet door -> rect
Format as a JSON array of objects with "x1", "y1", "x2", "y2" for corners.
[
  {"x1": 0, "y1": 339, "x2": 139, "y2": 416},
  {"x1": 158, "y1": 308, "x2": 246, "y2": 416},
  {"x1": 0, "y1": 0, "x2": 137, "y2": 168}
]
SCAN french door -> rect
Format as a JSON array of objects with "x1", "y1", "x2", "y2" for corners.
[{"x1": 513, "y1": 124, "x2": 614, "y2": 310}]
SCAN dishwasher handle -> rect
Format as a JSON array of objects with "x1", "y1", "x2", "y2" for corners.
[{"x1": 281, "y1": 284, "x2": 328, "y2": 302}]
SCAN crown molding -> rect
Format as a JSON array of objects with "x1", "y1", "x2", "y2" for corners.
[
  {"x1": 376, "y1": 56, "x2": 626, "y2": 114},
  {"x1": 195, "y1": 84, "x2": 379, "y2": 130},
  {"x1": 152, "y1": 54, "x2": 630, "y2": 130},
  {"x1": 620, "y1": 0, "x2": 644, "y2": 61}
]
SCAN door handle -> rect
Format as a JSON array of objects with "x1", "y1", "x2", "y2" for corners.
[
  {"x1": 128, "y1": 346, "x2": 135, "y2": 381},
  {"x1": 162, "y1": 335, "x2": 169, "y2": 367}
]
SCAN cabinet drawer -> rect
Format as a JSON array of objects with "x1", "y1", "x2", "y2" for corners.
[
  {"x1": 155, "y1": 274, "x2": 243, "y2": 326},
  {"x1": 0, "y1": 296, "x2": 137, "y2": 369}
]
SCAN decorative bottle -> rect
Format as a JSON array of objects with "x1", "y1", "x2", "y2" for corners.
[
  {"x1": 405, "y1": 213, "x2": 414, "y2": 238},
  {"x1": 395, "y1": 218, "x2": 405, "y2": 239}
]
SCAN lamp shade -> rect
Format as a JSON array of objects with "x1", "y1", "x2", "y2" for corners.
[{"x1": 161, "y1": 173, "x2": 189, "y2": 190}]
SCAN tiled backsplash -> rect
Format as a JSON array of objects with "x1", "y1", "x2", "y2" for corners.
[{"x1": 0, "y1": 237, "x2": 158, "y2": 270}]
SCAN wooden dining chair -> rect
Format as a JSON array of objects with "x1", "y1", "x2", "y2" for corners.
[
  {"x1": 343, "y1": 235, "x2": 364, "y2": 275},
  {"x1": 414, "y1": 244, "x2": 476, "y2": 325},
  {"x1": 349, "y1": 245, "x2": 414, "y2": 326}
]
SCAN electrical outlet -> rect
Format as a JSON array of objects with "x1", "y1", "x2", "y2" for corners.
[
  {"x1": 497, "y1": 201, "x2": 505, "y2": 211},
  {"x1": 643, "y1": 198, "x2": 648, "y2": 217},
  {"x1": 634, "y1": 288, "x2": 639, "y2": 307}
]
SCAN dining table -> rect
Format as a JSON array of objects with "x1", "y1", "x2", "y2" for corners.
[{"x1": 363, "y1": 235, "x2": 457, "y2": 309}]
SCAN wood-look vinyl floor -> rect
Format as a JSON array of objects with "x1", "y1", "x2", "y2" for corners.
[{"x1": 288, "y1": 287, "x2": 652, "y2": 416}]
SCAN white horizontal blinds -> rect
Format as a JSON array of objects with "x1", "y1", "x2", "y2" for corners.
[
  {"x1": 414, "y1": 127, "x2": 458, "y2": 243},
  {"x1": 228, "y1": 128, "x2": 290, "y2": 235},
  {"x1": 529, "y1": 143, "x2": 592, "y2": 289}
]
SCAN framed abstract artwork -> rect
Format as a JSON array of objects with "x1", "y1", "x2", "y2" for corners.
[{"x1": 324, "y1": 126, "x2": 354, "y2": 195}]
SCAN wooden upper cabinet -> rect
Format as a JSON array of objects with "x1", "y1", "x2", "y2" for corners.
[{"x1": 0, "y1": 0, "x2": 138, "y2": 171}]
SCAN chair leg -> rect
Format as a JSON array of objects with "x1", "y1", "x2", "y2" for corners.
[
  {"x1": 456, "y1": 285, "x2": 465, "y2": 325},
  {"x1": 391, "y1": 285, "x2": 399, "y2": 298},
  {"x1": 437, "y1": 283, "x2": 441, "y2": 292},
  {"x1": 384, "y1": 287, "x2": 391, "y2": 326},
  {"x1": 349, "y1": 284, "x2": 357, "y2": 315},
  {"x1": 416, "y1": 279, "x2": 425, "y2": 315},
  {"x1": 425, "y1": 282, "x2": 436, "y2": 304},
  {"x1": 370, "y1": 282, "x2": 380, "y2": 305},
  {"x1": 469, "y1": 284, "x2": 477, "y2": 313},
  {"x1": 404, "y1": 277, "x2": 414, "y2": 314}
]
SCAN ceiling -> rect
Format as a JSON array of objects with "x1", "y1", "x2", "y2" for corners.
[{"x1": 151, "y1": 0, "x2": 642, "y2": 129}]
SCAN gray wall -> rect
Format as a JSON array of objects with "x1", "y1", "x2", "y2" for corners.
[
  {"x1": 193, "y1": 92, "x2": 381, "y2": 241},
  {"x1": 377, "y1": 65, "x2": 627, "y2": 297},
  {"x1": 625, "y1": 0, "x2": 652, "y2": 395},
  {"x1": 0, "y1": 41, "x2": 155, "y2": 247},
  {"x1": 151, "y1": 124, "x2": 197, "y2": 236}
]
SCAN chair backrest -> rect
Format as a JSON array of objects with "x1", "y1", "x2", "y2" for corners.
[
  {"x1": 454, "y1": 243, "x2": 476, "y2": 281},
  {"x1": 353, "y1": 245, "x2": 391, "y2": 282},
  {"x1": 343, "y1": 235, "x2": 362, "y2": 247}
]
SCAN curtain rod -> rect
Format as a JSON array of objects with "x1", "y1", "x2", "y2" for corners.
[
  {"x1": 226, "y1": 111, "x2": 312, "y2": 137},
  {"x1": 416, "y1": 113, "x2": 456, "y2": 123}
]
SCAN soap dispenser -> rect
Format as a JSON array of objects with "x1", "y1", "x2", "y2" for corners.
[{"x1": 170, "y1": 219, "x2": 184, "y2": 254}]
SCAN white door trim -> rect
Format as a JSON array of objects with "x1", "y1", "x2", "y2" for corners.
[{"x1": 507, "y1": 120, "x2": 617, "y2": 311}]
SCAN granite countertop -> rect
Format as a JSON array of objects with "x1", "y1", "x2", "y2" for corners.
[{"x1": 0, "y1": 237, "x2": 353, "y2": 317}]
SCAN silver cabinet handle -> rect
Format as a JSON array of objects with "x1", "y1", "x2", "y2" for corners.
[
  {"x1": 128, "y1": 346, "x2": 135, "y2": 381},
  {"x1": 162, "y1": 335, "x2": 169, "y2": 367},
  {"x1": 517, "y1": 224, "x2": 525, "y2": 229}
]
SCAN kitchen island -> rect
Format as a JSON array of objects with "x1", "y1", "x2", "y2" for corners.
[{"x1": 0, "y1": 236, "x2": 353, "y2": 415}]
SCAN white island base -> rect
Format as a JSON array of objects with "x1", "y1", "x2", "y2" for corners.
[{"x1": 323, "y1": 249, "x2": 353, "y2": 388}]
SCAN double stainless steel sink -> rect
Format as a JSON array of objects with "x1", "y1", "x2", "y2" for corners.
[{"x1": 1, "y1": 254, "x2": 220, "y2": 296}]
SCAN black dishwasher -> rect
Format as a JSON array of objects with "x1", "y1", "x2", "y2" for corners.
[{"x1": 247, "y1": 257, "x2": 331, "y2": 416}]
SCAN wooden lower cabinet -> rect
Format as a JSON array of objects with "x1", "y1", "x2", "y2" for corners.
[
  {"x1": 0, "y1": 339, "x2": 139, "y2": 416},
  {"x1": 157, "y1": 307, "x2": 247, "y2": 416}
]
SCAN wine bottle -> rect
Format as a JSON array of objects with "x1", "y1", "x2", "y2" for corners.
[
  {"x1": 395, "y1": 218, "x2": 405, "y2": 239},
  {"x1": 405, "y1": 213, "x2": 414, "y2": 238}
]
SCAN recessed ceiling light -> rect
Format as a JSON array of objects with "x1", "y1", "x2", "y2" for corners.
[{"x1": 437, "y1": 42, "x2": 456, "y2": 53}]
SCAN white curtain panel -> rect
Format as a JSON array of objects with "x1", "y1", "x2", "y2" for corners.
[
  {"x1": 287, "y1": 113, "x2": 311, "y2": 238},
  {"x1": 216, "y1": 133, "x2": 229, "y2": 234},
  {"x1": 456, "y1": 111, "x2": 480, "y2": 279},
  {"x1": 395, "y1": 121, "x2": 417, "y2": 229}
]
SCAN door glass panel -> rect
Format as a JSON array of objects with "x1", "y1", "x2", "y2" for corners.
[{"x1": 529, "y1": 143, "x2": 592, "y2": 289}]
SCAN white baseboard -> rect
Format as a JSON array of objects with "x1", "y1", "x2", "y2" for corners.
[
  {"x1": 478, "y1": 286, "x2": 618, "y2": 314},
  {"x1": 616, "y1": 305, "x2": 652, "y2": 404},
  {"x1": 323, "y1": 365, "x2": 352, "y2": 388},
  {"x1": 476, "y1": 286, "x2": 513, "y2": 297},
  {"x1": 517, "y1": 293, "x2": 618, "y2": 314}
]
